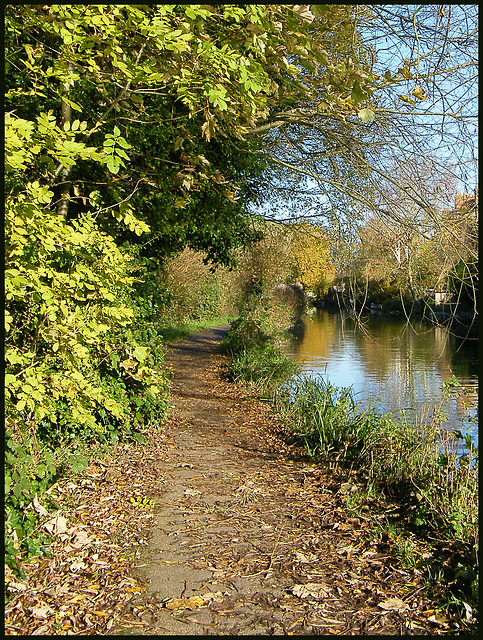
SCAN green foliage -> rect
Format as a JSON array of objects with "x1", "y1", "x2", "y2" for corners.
[
  {"x1": 4, "y1": 107, "x2": 169, "y2": 573},
  {"x1": 221, "y1": 311, "x2": 273, "y2": 356},
  {"x1": 5, "y1": 111, "x2": 164, "y2": 436},
  {"x1": 276, "y1": 377, "x2": 364, "y2": 459},
  {"x1": 226, "y1": 345, "x2": 300, "y2": 395},
  {"x1": 222, "y1": 289, "x2": 300, "y2": 395},
  {"x1": 4, "y1": 428, "x2": 88, "y2": 573},
  {"x1": 275, "y1": 376, "x2": 478, "y2": 546},
  {"x1": 6, "y1": 4, "x2": 370, "y2": 268}
]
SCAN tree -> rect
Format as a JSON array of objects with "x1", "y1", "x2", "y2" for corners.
[
  {"x1": 254, "y1": 5, "x2": 477, "y2": 273},
  {"x1": 288, "y1": 224, "x2": 335, "y2": 295},
  {"x1": 6, "y1": 4, "x2": 378, "y2": 266}
]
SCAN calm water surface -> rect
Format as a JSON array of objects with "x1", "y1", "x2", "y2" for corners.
[{"x1": 284, "y1": 309, "x2": 478, "y2": 446}]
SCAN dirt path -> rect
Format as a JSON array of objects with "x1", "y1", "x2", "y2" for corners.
[
  {"x1": 123, "y1": 327, "x2": 440, "y2": 636},
  {"x1": 3, "y1": 327, "x2": 463, "y2": 636}
]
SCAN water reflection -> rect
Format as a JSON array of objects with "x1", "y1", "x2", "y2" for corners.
[{"x1": 284, "y1": 309, "x2": 478, "y2": 446}]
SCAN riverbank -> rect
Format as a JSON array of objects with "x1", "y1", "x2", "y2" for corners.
[
  {"x1": 5, "y1": 326, "x2": 475, "y2": 635},
  {"x1": 312, "y1": 295, "x2": 478, "y2": 339}
]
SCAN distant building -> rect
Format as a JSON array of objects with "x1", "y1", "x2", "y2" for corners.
[
  {"x1": 426, "y1": 289, "x2": 452, "y2": 305},
  {"x1": 454, "y1": 187, "x2": 478, "y2": 251},
  {"x1": 455, "y1": 187, "x2": 478, "y2": 213}
]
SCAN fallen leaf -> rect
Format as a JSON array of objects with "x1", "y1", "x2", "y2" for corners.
[
  {"x1": 206, "y1": 591, "x2": 226, "y2": 603},
  {"x1": 378, "y1": 597, "x2": 409, "y2": 613},
  {"x1": 6, "y1": 580, "x2": 28, "y2": 592},
  {"x1": 294, "y1": 551, "x2": 317, "y2": 563},
  {"x1": 462, "y1": 602, "x2": 473, "y2": 621},
  {"x1": 337, "y1": 545, "x2": 355, "y2": 557},
  {"x1": 67, "y1": 595, "x2": 86, "y2": 604},
  {"x1": 44, "y1": 515, "x2": 68, "y2": 536},
  {"x1": 71, "y1": 530, "x2": 90, "y2": 548},
  {"x1": 31, "y1": 604, "x2": 54, "y2": 619},
  {"x1": 70, "y1": 559, "x2": 87, "y2": 572},
  {"x1": 291, "y1": 582, "x2": 331, "y2": 600},
  {"x1": 184, "y1": 488, "x2": 202, "y2": 497},
  {"x1": 32, "y1": 494, "x2": 50, "y2": 518},
  {"x1": 427, "y1": 614, "x2": 450, "y2": 626}
]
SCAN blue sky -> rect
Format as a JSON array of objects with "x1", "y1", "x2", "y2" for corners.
[{"x1": 252, "y1": 5, "x2": 478, "y2": 226}]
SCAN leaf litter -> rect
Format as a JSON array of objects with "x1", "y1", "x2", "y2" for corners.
[{"x1": 5, "y1": 328, "x2": 474, "y2": 635}]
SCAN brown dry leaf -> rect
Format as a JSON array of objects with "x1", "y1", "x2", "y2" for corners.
[
  {"x1": 67, "y1": 594, "x2": 86, "y2": 603},
  {"x1": 294, "y1": 551, "x2": 317, "y2": 563},
  {"x1": 43, "y1": 514, "x2": 68, "y2": 536},
  {"x1": 378, "y1": 597, "x2": 409, "y2": 613},
  {"x1": 70, "y1": 559, "x2": 87, "y2": 572},
  {"x1": 291, "y1": 582, "x2": 331, "y2": 600},
  {"x1": 184, "y1": 488, "x2": 202, "y2": 497},
  {"x1": 30, "y1": 604, "x2": 54, "y2": 619},
  {"x1": 425, "y1": 612, "x2": 451, "y2": 627},
  {"x1": 70, "y1": 529, "x2": 91, "y2": 548},
  {"x1": 32, "y1": 494, "x2": 50, "y2": 518}
]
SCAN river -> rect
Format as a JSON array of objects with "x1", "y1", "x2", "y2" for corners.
[{"x1": 284, "y1": 308, "x2": 478, "y2": 447}]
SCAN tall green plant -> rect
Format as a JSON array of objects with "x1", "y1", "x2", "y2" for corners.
[
  {"x1": 5, "y1": 110, "x2": 169, "y2": 572},
  {"x1": 5, "y1": 112, "x2": 164, "y2": 436}
]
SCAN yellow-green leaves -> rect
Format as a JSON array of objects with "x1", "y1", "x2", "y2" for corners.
[
  {"x1": 411, "y1": 86, "x2": 426, "y2": 101},
  {"x1": 208, "y1": 84, "x2": 229, "y2": 111},
  {"x1": 357, "y1": 108, "x2": 375, "y2": 124},
  {"x1": 5, "y1": 113, "x2": 36, "y2": 172},
  {"x1": 5, "y1": 172, "x2": 143, "y2": 431},
  {"x1": 133, "y1": 346, "x2": 148, "y2": 363},
  {"x1": 102, "y1": 126, "x2": 131, "y2": 175}
]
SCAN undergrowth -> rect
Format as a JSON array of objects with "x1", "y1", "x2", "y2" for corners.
[
  {"x1": 273, "y1": 374, "x2": 478, "y2": 627},
  {"x1": 221, "y1": 294, "x2": 300, "y2": 394},
  {"x1": 223, "y1": 290, "x2": 478, "y2": 629}
]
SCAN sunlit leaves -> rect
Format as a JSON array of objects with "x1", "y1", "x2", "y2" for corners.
[
  {"x1": 357, "y1": 108, "x2": 375, "y2": 123},
  {"x1": 411, "y1": 86, "x2": 426, "y2": 101},
  {"x1": 208, "y1": 85, "x2": 229, "y2": 111},
  {"x1": 5, "y1": 113, "x2": 37, "y2": 172},
  {"x1": 5, "y1": 106, "x2": 156, "y2": 436},
  {"x1": 101, "y1": 126, "x2": 131, "y2": 175}
]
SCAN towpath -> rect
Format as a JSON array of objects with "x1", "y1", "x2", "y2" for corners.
[
  {"x1": 122, "y1": 326, "x2": 437, "y2": 635},
  {"x1": 3, "y1": 326, "x2": 458, "y2": 635}
]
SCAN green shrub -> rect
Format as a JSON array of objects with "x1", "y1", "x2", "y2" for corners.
[
  {"x1": 4, "y1": 428, "x2": 89, "y2": 574},
  {"x1": 276, "y1": 375, "x2": 478, "y2": 545},
  {"x1": 226, "y1": 345, "x2": 300, "y2": 394},
  {"x1": 222, "y1": 289, "x2": 301, "y2": 394},
  {"x1": 4, "y1": 112, "x2": 171, "y2": 576},
  {"x1": 221, "y1": 314, "x2": 272, "y2": 355},
  {"x1": 276, "y1": 377, "x2": 358, "y2": 458}
]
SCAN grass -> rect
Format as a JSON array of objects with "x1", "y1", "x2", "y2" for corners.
[
  {"x1": 222, "y1": 301, "x2": 478, "y2": 627},
  {"x1": 271, "y1": 374, "x2": 478, "y2": 623},
  {"x1": 275, "y1": 376, "x2": 478, "y2": 542},
  {"x1": 225, "y1": 345, "x2": 300, "y2": 395}
]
